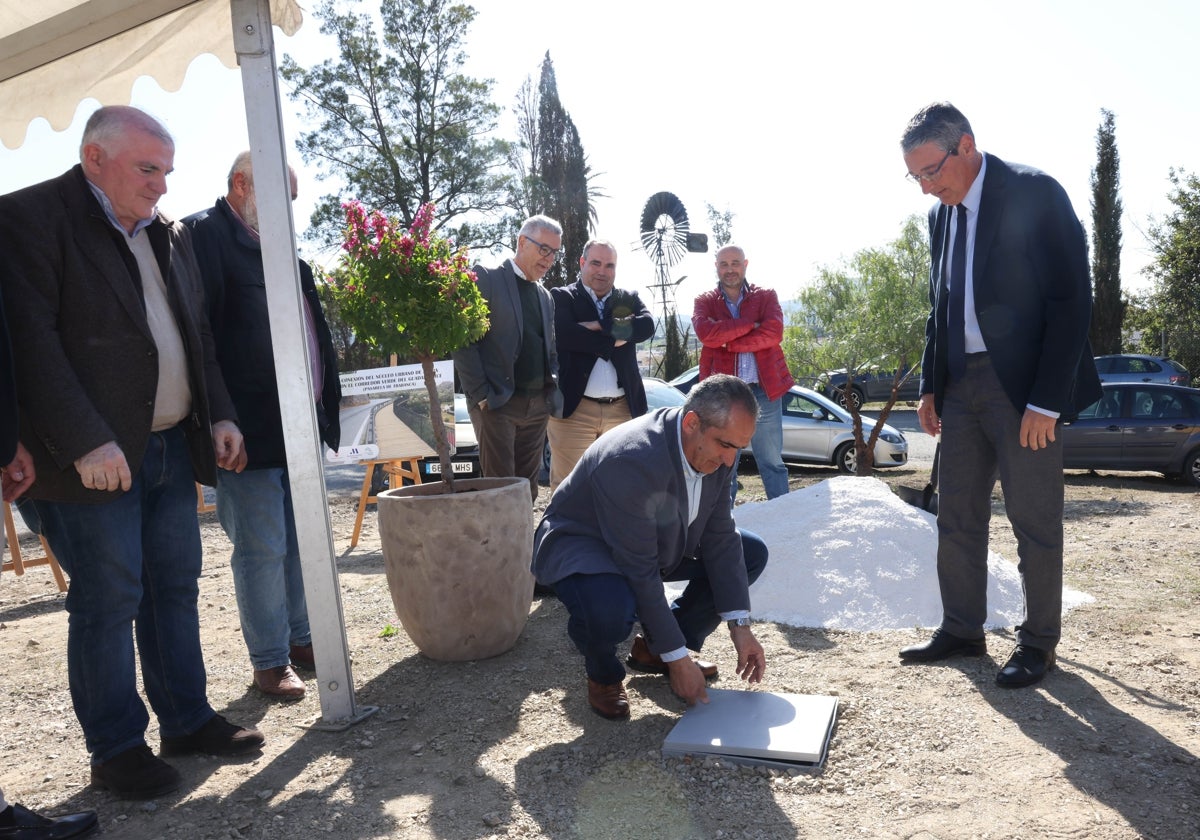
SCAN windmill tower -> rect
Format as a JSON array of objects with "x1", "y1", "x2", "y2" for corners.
[{"x1": 638, "y1": 192, "x2": 708, "y2": 377}]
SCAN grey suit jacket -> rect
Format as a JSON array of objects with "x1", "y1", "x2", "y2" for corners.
[
  {"x1": 532, "y1": 407, "x2": 749, "y2": 655},
  {"x1": 0, "y1": 166, "x2": 236, "y2": 501},
  {"x1": 920, "y1": 153, "x2": 1101, "y2": 418},
  {"x1": 452, "y1": 260, "x2": 559, "y2": 412}
]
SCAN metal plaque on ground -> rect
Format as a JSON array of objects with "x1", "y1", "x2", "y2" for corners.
[{"x1": 662, "y1": 689, "x2": 838, "y2": 770}]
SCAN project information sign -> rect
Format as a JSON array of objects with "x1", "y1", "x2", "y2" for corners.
[{"x1": 327, "y1": 360, "x2": 455, "y2": 464}]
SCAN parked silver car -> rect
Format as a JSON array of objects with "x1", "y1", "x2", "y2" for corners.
[
  {"x1": 665, "y1": 375, "x2": 908, "y2": 474},
  {"x1": 1094, "y1": 354, "x2": 1191, "y2": 387},
  {"x1": 779, "y1": 387, "x2": 908, "y2": 473},
  {"x1": 1062, "y1": 383, "x2": 1200, "y2": 486}
]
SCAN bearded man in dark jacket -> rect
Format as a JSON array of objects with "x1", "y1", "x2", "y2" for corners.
[{"x1": 186, "y1": 152, "x2": 341, "y2": 701}]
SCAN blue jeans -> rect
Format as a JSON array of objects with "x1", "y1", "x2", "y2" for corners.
[
  {"x1": 31, "y1": 426, "x2": 215, "y2": 763},
  {"x1": 553, "y1": 529, "x2": 769, "y2": 684},
  {"x1": 216, "y1": 466, "x2": 309, "y2": 670},
  {"x1": 731, "y1": 384, "x2": 789, "y2": 501}
]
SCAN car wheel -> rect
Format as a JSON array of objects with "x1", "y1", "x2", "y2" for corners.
[
  {"x1": 835, "y1": 386, "x2": 864, "y2": 411},
  {"x1": 835, "y1": 441, "x2": 857, "y2": 474},
  {"x1": 1185, "y1": 449, "x2": 1200, "y2": 488}
]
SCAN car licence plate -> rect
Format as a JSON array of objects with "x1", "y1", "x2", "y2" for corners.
[{"x1": 425, "y1": 461, "x2": 473, "y2": 474}]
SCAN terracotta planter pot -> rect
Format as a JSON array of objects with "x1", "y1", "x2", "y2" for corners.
[{"x1": 376, "y1": 476, "x2": 534, "y2": 660}]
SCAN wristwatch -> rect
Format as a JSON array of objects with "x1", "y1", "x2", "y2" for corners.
[{"x1": 727, "y1": 617, "x2": 752, "y2": 630}]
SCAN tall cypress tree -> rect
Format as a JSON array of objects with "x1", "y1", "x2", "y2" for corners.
[
  {"x1": 1090, "y1": 108, "x2": 1124, "y2": 354},
  {"x1": 534, "y1": 53, "x2": 591, "y2": 289}
]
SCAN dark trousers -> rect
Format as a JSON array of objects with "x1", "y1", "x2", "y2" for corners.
[
  {"x1": 553, "y1": 529, "x2": 769, "y2": 684},
  {"x1": 467, "y1": 391, "x2": 549, "y2": 504},
  {"x1": 937, "y1": 354, "x2": 1064, "y2": 650}
]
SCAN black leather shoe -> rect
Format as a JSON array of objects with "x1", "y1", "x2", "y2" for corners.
[
  {"x1": 899, "y1": 628, "x2": 986, "y2": 662},
  {"x1": 0, "y1": 803, "x2": 99, "y2": 839},
  {"x1": 996, "y1": 645, "x2": 1055, "y2": 688},
  {"x1": 159, "y1": 713, "x2": 264, "y2": 757},
  {"x1": 91, "y1": 744, "x2": 182, "y2": 800}
]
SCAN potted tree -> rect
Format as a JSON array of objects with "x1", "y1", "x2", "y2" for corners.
[{"x1": 331, "y1": 201, "x2": 536, "y2": 660}]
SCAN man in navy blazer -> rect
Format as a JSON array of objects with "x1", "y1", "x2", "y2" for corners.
[
  {"x1": 453, "y1": 215, "x2": 561, "y2": 503},
  {"x1": 533, "y1": 374, "x2": 768, "y2": 720},
  {"x1": 898, "y1": 102, "x2": 1101, "y2": 688},
  {"x1": 547, "y1": 239, "x2": 654, "y2": 491}
]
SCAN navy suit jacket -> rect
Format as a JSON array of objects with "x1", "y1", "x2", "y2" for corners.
[
  {"x1": 920, "y1": 153, "x2": 1101, "y2": 418},
  {"x1": 452, "y1": 260, "x2": 559, "y2": 413},
  {"x1": 550, "y1": 280, "x2": 654, "y2": 419},
  {"x1": 532, "y1": 407, "x2": 749, "y2": 655}
]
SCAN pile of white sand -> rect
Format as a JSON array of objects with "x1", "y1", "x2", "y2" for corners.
[{"x1": 670, "y1": 476, "x2": 1093, "y2": 632}]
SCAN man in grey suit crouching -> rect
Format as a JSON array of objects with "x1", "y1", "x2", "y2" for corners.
[{"x1": 533, "y1": 374, "x2": 769, "y2": 720}]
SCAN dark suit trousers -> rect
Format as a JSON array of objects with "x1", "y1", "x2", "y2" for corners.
[
  {"x1": 936, "y1": 354, "x2": 1064, "y2": 650},
  {"x1": 467, "y1": 392, "x2": 549, "y2": 504},
  {"x1": 553, "y1": 529, "x2": 768, "y2": 684}
]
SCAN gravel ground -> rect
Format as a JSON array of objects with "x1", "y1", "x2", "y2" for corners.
[{"x1": 1, "y1": 413, "x2": 1198, "y2": 839}]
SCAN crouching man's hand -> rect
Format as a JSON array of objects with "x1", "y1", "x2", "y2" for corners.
[
  {"x1": 731, "y1": 625, "x2": 766, "y2": 683},
  {"x1": 667, "y1": 657, "x2": 710, "y2": 706}
]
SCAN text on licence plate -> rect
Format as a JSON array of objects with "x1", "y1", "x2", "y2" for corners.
[{"x1": 426, "y1": 461, "x2": 473, "y2": 474}]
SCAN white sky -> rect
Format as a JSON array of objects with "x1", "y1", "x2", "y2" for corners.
[{"x1": 2, "y1": 0, "x2": 1197, "y2": 313}]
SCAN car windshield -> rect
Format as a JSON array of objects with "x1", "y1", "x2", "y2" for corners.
[{"x1": 645, "y1": 379, "x2": 686, "y2": 409}]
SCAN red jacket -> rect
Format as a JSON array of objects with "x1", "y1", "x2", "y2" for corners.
[{"x1": 692, "y1": 283, "x2": 795, "y2": 401}]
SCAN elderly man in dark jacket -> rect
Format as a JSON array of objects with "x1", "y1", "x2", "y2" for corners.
[
  {"x1": 185, "y1": 152, "x2": 341, "y2": 701},
  {"x1": 0, "y1": 105, "x2": 262, "y2": 802}
]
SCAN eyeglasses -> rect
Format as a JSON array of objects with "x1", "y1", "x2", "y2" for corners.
[
  {"x1": 906, "y1": 149, "x2": 956, "y2": 184},
  {"x1": 523, "y1": 234, "x2": 561, "y2": 259}
]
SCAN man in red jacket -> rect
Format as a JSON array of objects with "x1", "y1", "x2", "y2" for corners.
[{"x1": 692, "y1": 245, "x2": 794, "y2": 500}]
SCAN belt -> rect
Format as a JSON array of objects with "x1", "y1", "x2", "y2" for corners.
[{"x1": 582, "y1": 394, "x2": 625, "y2": 404}]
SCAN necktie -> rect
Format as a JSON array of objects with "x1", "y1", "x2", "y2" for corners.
[{"x1": 948, "y1": 203, "x2": 968, "y2": 381}]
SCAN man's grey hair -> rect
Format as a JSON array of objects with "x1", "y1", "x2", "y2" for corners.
[
  {"x1": 715, "y1": 244, "x2": 746, "y2": 262},
  {"x1": 684, "y1": 374, "x2": 759, "y2": 430},
  {"x1": 80, "y1": 105, "x2": 173, "y2": 160},
  {"x1": 519, "y1": 214, "x2": 563, "y2": 239},
  {"x1": 581, "y1": 238, "x2": 616, "y2": 261},
  {"x1": 900, "y1": 102, "x2": 974, "y2": 154},
  {"x1": 227, "y1": 150, "x2": 255, "y2": 190}
]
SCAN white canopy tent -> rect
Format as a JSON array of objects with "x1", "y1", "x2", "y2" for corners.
[{"x1": 0, "y1": 0, "x2": 374, "y2": 727}]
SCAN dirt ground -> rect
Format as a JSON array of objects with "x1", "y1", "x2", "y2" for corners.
[{"x1": 1, "y1": 436, "x2": 1198, "y2": 839}]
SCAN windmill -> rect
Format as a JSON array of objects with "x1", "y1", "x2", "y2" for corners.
[{"x1": 638, "y1": 191, "x2": 708, "y2": 378}]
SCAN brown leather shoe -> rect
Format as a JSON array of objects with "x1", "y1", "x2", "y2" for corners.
[
  {"x1": 625, "y1": 633, "x2": 718, "y2": 680},
  {"x1": 289, "y1": 643, "x2": 315, "y2": 671},
  {"x1": 586, "y1": 679, "x2": 630, "y2": 720},
  {"x1": 254, "y1": 665, "x2": 306, "y2": 699}
]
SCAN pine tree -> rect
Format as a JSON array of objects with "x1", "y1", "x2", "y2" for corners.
[
  {"x1": 1145, "y1": 168, "x2": 1200, "y2": 374},
  {"x1": 280, "y1": 0, "x2": 512, "y2": 249},
  {"x1": 1089, "y1": 108, "x2": 1124, "y2": 354}
]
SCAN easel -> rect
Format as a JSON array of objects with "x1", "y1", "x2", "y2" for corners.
[
  {"x1": 196, "y1": 482, "x2": 216, "y2": 514},
  {"x1": 1, "y1": 499, "x2": 67, "y2": 592},
  {"x1": 350, "y1": 457, "x2": 423, "y2": 548}
]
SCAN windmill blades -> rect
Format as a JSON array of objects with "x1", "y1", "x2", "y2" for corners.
[{"x1": 639, "y1": 191, "x2": 690, "y2": 268}]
